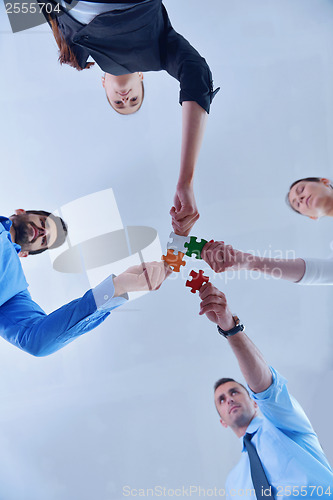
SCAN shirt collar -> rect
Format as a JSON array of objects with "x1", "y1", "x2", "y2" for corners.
[
  {"x1": 0, "y1": 216, "x2": 22, "y2": 254},
  {"x1": 240, "y1": 415, "x2": 264, "y2": 451}
]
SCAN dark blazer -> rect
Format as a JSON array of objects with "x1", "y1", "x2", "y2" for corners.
[{"x1": 43, "y1": 0, "x2": 219, "y2": 112}]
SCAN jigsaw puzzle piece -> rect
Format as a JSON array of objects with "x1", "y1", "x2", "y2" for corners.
[
  {"x1": 184, "y1": 236, "x2": 208, "y2": 259},
  {"x1": 162, "y1": 249, "x2": 186, "y2": 272},
  {"x1": 185, "y1": 270, "x2": 209, "y2": 293},
  {"x1": 167, "y1": 231, "x2": 190, "y2": 255}
]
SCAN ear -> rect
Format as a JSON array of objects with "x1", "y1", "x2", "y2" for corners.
[
  {"x1": 18, "y1": 251, "x2": 29, "y2": 258},
  {"x1": 220, "y1": 418, "x2": 228, "y2": 429},
  {"x1": 15, "y1": 209, "x2": 26, "y2": 215},
  {"x1": 138, "y1": 72, "x2": 144, "y2": 81},
  {"x1": 309, "y1": 216, "x2": 318, "y2": 220},
  {"x1": 320, "y1": 178, "x2": 331, "y2": 187},
  {"x1": 101, "y1": 75, "x2": 106, "y2": 88}
]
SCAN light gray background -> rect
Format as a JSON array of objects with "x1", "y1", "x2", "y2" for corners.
[{"x1": 0, "y1": 0, "x2": 333, "y2": 499}]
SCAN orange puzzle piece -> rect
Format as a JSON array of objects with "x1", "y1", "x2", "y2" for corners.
[{"x1": 162, "y1": 249, "x2": 186, "y2": 272}]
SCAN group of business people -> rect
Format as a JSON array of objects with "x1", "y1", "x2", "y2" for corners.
[{"x1": 3, "y1": 0, "x2": 333, "y2": 497}]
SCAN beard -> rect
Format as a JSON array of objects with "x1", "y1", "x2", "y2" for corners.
[{"x1": 11, "y1": 214, "x2": 31, "y2": 250}]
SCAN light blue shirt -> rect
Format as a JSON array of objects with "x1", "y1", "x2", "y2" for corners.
[
  {"x1": 0, "y1": 216, "x2": 127, "y2": 356},
  {"x1": 225, "y1": 368, "x2": 333, "y2": 499}
]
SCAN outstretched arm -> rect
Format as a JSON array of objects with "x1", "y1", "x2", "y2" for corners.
[
  {"x1": 113, "y1": 261, "x2": 171, "y2": 296},
  {"x1": 0, "y1": 261, "x2": 171, "y2": 357},
  {"x1": 170, "y1": 101, "x2": 207, "y2": 236},
  {"x1": 199, "y1": 282, "x2": 272, "y2": 393},
  {"x1": 202, "y1": 241, "x2": 306, "y2": 283}
]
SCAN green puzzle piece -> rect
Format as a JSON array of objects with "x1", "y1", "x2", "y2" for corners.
[{"x1": 184, "y1": 237, "x2": 208, "y2": 259}]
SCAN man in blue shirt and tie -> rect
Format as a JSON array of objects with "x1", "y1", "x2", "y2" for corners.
[
  {"x1": 198, "y1": 282, "x2": 333, "y2": 499},
  {"x1": 0, "y1": 209, "x2": 169, "y2": 357}
]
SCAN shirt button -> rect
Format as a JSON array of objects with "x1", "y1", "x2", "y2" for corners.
[
  {"x1": 85, "y1": 318, "x2": 89, "y2": 322},
  {"x1": 104, "y1": 295, "x2": 109, "y2": 301}
]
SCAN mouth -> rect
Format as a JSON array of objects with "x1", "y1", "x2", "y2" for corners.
[
  {"x1": 30, "y1": 223, "x2": 38, "y2": 242},
  {"x1": 118, "y1": 90, "x2": 130, "y2": 96},
  {"x1": 229, "y1": 405, "x2": 240, "y2": 414},
  {"x1": 306, "y1": 195, "x2": 311, "y2": 208}
]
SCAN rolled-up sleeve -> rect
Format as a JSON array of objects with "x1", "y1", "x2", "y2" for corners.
[
  {"x1": 298, "y1": 257, "x2": 333, "y2": 285},
  {"x1": 248, "y1": 367, "x2": 314, "y2": 435},
  {"x1": 162, "y1": 8, "x2": 220, "y2": 113}
]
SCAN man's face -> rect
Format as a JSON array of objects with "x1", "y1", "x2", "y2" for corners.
[
  {"x1": 10, "y1": 210, "x2": 58, "y2": 255},
  {"x1": 102, "y1": 72, "x2": 144, "y2": 114},
  {"x1": 288, "y1": 179, "x2": 332, "y2": 218},
  {"x1": 214, "y1": 382, "x2": 257, "y2": 432}
]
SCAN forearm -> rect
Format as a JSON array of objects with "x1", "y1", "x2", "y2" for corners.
[
  {"x1": 226, "y1": 332, "x2": 272, "y2": 393},
  {"x1": 244, "y1": 255, "x2": 306, "y2": 283},
  {"x1": 178, "y1": 101, "x2": 207, "y2": 186}
]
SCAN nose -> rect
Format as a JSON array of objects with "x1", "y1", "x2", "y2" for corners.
[
  {"x1": 121, "y1": 96, "x2": 129, "y2": 103},
  {"x1": 298, "y1": 193, "x2": 305, "y2": 205},
  {"x1": 37, "y1": 225, "x2": 46, "y2": 237}
]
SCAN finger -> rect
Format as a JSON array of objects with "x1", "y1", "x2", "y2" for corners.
[
  {"x1": 149, "y1": 262, "x2": 171, "y2": 290},
  {"x1": 172, "y1": 208, "x2": 193, "y2": 221},
  {"x1": 172, "y1": 213, "x2": 199, "y2": 232},
  {"x1": 163, "y1": 263, "x2": 173, "y2": 278},
  {"x1": 198, "y1": 282, "x2": 219, "y2": 299},
  {"x1": 199, "y1": 289, "x2": 225, "y2": 305},
  {"x1": 125, "y1": 263, "x2": 145, "y2": 275},
  {"x1": 202, "y1": 241, "x2": 224, "y2": 262},
  {"x1": 174, "y1": 196, "x2": 181, "y2": 212},
  {"x1": 200, "y1": 295, "x2": 226, "y2": 310},
  {"x1": 143, "y1": 266, "x2": 153, "y2": 290},
  {"x1": 199, "y1": 302, "x2": 227, "y2": 316},
  {"x1": 201, "y1": 240, "x2": 215, "y2": 258}
]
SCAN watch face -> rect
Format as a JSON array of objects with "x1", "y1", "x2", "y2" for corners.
[{"x1": 233, "y1": 315, "x2": 240, "y2": 326}]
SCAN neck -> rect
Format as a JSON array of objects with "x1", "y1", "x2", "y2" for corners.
[
  {"x1": 325, "y1": 196, "x2": 333, "y2": 217},
  {"x1": 232, "y1": 412, "x2": 257, "y2": 438},
  {"x1": 8, "y1": 218, "x2": 16, "y2": 243}
]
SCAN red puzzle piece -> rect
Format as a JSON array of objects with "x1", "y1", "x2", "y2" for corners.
[
  {"x1": 162, "y1": 249, "x2": 186, "y2": 272},
  {"x1": 185, "y1": 270, "x2": 209, "y2": 293}
]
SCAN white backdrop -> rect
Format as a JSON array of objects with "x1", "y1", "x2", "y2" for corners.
[{"x1": 0, "y1": 1, "x2": 333, "y2": 499}]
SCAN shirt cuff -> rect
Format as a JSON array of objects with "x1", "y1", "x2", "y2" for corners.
[
  {"x1": 92, "y1": 274, "x2": 129, "y2": 311},
  {"x1": 298, "y1": 258, "x2": 333, "y2": 285},
  {"x1": 179, "y1": 86, "x2": 220, "y2": 114}
]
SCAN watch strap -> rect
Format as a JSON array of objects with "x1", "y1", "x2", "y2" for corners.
[{"x1": 217, "y1": 315, "x2": 245, "y2": 338}]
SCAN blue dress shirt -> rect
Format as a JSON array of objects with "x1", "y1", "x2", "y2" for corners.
[
  {"x1": 225, "y1": 368, "x2": 333, "y2": 499},
  {"x1": 0, "y1": 217, "x2": 127, "y2": 356}
]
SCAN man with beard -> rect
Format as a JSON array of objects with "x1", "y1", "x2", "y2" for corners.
[
  {"x1": 199, "y1": 282, "x2": 333, "y2": 499},
  {"x1": 0, "y1": 209, "x2": 170, "y2": 356},
  {"x1": 8, "y1": 208, "x2": 68, "y2": 257}
]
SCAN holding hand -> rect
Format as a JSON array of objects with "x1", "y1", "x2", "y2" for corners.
[
  {"x1": 170, "y1": 183, "x2": 199, "y2": 236},
  {"x1": 201, "y1": 241, "x2": 249, "y2": 273},
  {"x1": 199, "y1": 282, "x2": 235, "y2": 331},
  {"x1": 113, "y1": 261, "x2": 172, "y2": 296}
]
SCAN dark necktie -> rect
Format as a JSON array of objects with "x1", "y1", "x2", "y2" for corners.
[{"x1": 243, "y1": 432, "x2": 275, "y2": 499}]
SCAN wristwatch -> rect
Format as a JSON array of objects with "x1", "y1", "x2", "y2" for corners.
[{"x1": 217, "y1": 315, "x2": 245, "y2": 338}]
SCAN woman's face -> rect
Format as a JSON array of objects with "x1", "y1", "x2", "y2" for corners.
[
  {"x1": 288, "y1": 179, "x2": 332, "y2": 218},
  {"x1": 102, "y1": 72, "x2": 144, "y2": 114}
]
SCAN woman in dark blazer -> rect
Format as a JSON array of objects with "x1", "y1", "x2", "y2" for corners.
[{"x1": 41, "y1": 0, "x2": 219, "y2": 236}]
